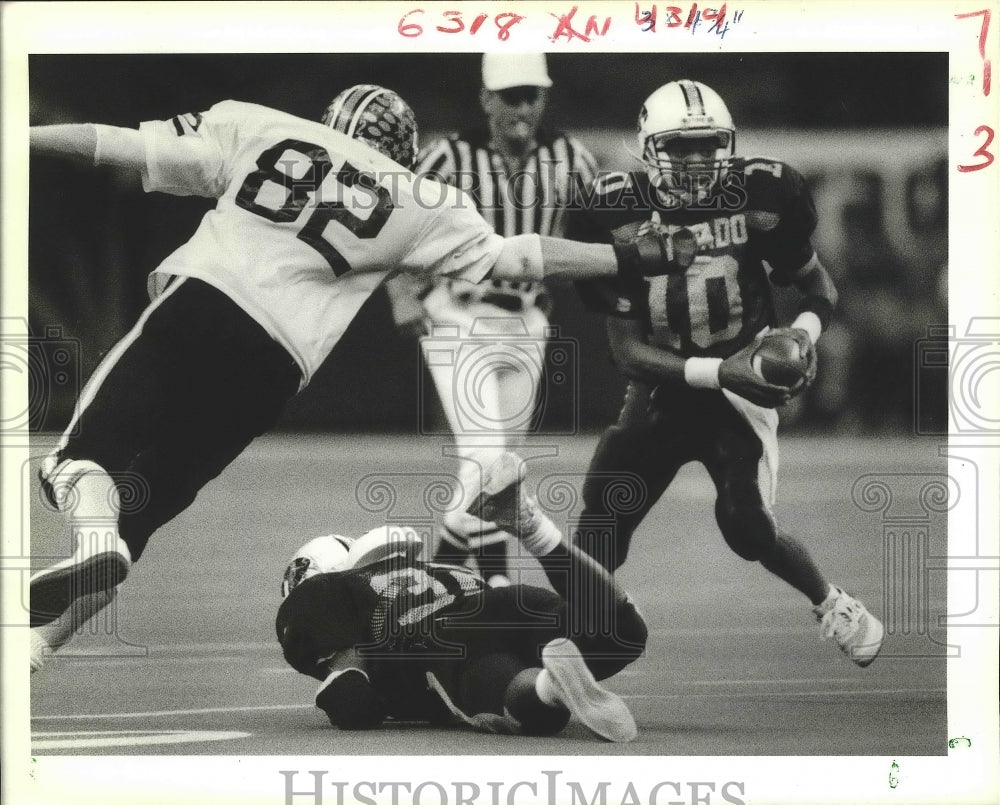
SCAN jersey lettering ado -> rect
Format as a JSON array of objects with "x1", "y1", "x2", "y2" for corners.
[
  {"x1": 139, "y1": 101, "x2": 505, "y2": 386},
  {"x1": 568, "y1": 157, "x2": 819, "y2": 359}
]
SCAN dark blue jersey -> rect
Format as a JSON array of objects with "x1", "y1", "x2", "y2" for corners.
[
  {"x1": 275, "y1": 558, "x2": 486, "y2": 676},
  {"x1": 568, "y1": 158, "x2": 818, "y2": 359}
]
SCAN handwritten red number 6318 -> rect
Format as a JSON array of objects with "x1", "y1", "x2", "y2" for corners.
[{"x1": 958, "y1": 125, "x2": 995, "y2": 172}]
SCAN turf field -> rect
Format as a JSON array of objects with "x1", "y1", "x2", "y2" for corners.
[{"x1": 27, "y1": 433, "x2": 949, "y2": 758}]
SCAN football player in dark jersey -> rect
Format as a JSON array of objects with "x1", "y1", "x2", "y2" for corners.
[
  {"x1": 566, "y1": 80, "x2": 884, "y2": 668},
  {"x1": 276, "y1": 470, "x2": 647, "y2": 742}
]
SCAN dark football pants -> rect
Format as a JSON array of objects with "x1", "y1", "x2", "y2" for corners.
[
  {"x1": 47, "y1": 277, "x2": 301, "y2": 561},
  {"x1": 280, "y1": 581, "x2": 646, "y2": 721},
  {"x1": 425, "y1": 585, "x2": 646, "y2": 718},
  {"x1": 573, "y1": 381, "x2": 778, "y2": 571}
]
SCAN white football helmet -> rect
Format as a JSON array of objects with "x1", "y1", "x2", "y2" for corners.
[
  {"x1": 637, "y1": 80, "x2": 736, "y2": 204},
  {"x1": 348, "y1": 524, "x2": 424, "y2": 568},
  {"x1": 280, "y1": 534, "x2": 354, "y2": 598}
]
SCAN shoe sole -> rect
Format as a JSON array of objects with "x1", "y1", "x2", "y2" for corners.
[
  {"x1": 541, "y1": 638, "x2": 637, "y2": 743},
  {"x1": 30, "y1": 551, "x2": 129, "y2": 627},
  {"x1": 850, "y1": 612, "x2": 885, "y2": 668}
]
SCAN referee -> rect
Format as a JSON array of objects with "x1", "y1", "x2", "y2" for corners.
[{"x1": 387, "y1": 53, "x2": 599, "y2": 586}]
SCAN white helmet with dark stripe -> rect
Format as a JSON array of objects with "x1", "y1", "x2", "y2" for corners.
[
  {"x1": 322, "y1": 84, "x2": 419, "y2": 169},
  {"x1": 638, "y1": 80, "x2": 735, "y2": 203},
  {"x1": 280, "y1": 534, "x2": 354, "y2": 598}
]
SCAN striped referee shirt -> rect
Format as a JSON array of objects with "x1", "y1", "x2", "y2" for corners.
[{"x1": 415, "y1": 128, "x2": 599, "y2": 239}]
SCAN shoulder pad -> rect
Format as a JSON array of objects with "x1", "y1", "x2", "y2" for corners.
[
  {"x1": 735, "y1": 157, "x2": 811, "y2": 232},
  {"x1": 591, "y1": 170, "x2": 632, "y2": 196},
  {"x1": 575, "y1": 171, "x2": 658, "y2": 221}
]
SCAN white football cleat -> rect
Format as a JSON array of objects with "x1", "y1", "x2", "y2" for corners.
[
  {"x1": 540, "y1": 638, "x2": 637, "y2": 743},
  {"x1": 813, "y1": 585, "x2": 885, "y2": 667},
  {"x1": 30, "y1": 630, "x2": 52, "y2": 674}
]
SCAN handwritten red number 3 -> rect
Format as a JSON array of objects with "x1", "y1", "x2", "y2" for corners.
[{"x1": 958, "y1": 125, "x2": 995, "y2": 172}]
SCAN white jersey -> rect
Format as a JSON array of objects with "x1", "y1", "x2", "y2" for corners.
[{"x1": 139, "y1": 100, "x2": 503, "y2": 386}]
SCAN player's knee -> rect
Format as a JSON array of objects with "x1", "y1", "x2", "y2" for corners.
[
  {"x1": 504, "y1": 668, "x2": 571, "y2": 736},
  {"x1": 717, "y1": 507, "x2": 775, "y2": 561},
  {"x1": 715, "y1": 490, "x2": 775, "y2": 562},
  {"x1": 577, "y1": 597, "x2": 647, "y2": 682},
  {"x1": 613, "y1": 596, "x2": 648, "y2": 661}
]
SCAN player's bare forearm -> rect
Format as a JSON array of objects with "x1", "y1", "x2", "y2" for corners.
[
  {"x1": 538, "y1": 237, "x2": 622, "y2": 281},
  {"x1": 607, "y1": 317, "x2": 687, "y2": 386},
  {"x1": 490, "y1": 234, "x2": 621, "y2": 283},
  {"x1": 30, "y1": 124, "x2": 98, "y2": 164},
  {"x1": 30, "y1": 123, "x2": 145, "y2": 171},
  {"x1": 491, "y1": 233, "x2": 690, "y2": 285}
]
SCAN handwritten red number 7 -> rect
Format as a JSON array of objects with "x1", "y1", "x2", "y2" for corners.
[
  {"x1": 956, "y1": 8, "x2": 992, "y2": 95},
  {"x1": 958, "y1": 125, "x2": 995, "y2": 172}
]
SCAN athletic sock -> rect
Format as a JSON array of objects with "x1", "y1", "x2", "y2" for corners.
[
  {"x1": 520, "y1": 505, "x2": 563, "y2": 557},
  {"x1": 534, "y1": 669, "x2": 560, "y2": 707}
]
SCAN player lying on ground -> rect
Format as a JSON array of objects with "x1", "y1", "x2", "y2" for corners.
[
  {"x1": 27, "y1": 84, "x2": 685, "y2": 674},
  {"x1": 276, "y1": 457, "x2": 647, "y2": 742},
  {"x1": 567, "y1": 79, "x2": 884, "y2": 667}
]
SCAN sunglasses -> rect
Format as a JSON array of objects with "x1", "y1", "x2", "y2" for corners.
[{"x1": 496, "y1": 86, "x2": 542, "y2": 106}]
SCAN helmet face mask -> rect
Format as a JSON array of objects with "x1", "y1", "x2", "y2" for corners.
[
  {"x1": 637, "y1": 81, "x2": 735, "y2": 206},
  {"x1": 322, "y1": 84, "x2": 419, "y2": 169}
]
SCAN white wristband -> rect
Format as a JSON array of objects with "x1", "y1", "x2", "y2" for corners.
[
  {"x1": 684, "y1": 357, "x2": 723, "y2": 389},
  {"x1": 791, "y1": 311, "x2": 823, "y2": 345}
]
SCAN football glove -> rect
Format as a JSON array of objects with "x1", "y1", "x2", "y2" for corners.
[
  {"x1": 315, "y1": 669, "x2": 388, "y2": 730},
  {"x1": 767, "y1": 326, "x2": 818, "y2": 387},
  {"x1": 634, "y1": 227, "x2": 697, "y2": 277},
  {"x1": 719, "y1": 340, "x2": 793, "y2": 408}
]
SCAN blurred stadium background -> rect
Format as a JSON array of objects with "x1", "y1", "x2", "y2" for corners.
[{"x1": 27, "y1": 52, "x2": 948, "y2": 436}]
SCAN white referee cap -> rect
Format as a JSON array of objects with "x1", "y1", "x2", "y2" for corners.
[{"x1": 482, "y1": 53, "x2": 553, "y2": 91}]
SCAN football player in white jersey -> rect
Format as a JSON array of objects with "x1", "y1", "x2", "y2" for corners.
[{"x1": 27, "y1": 85, "x2": 689, "y2": 673}]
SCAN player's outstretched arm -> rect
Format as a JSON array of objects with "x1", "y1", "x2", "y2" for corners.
[
  {"x1": 490, "y1": 230, "x2": 695, "y2": 285},
  {"x1": 31, "y1": 124, "x2": 146, "y2": 170}
]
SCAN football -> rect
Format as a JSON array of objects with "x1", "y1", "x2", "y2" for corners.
[{"x1": 751, "y1": 333, "x2": 809, "y2": 389}]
